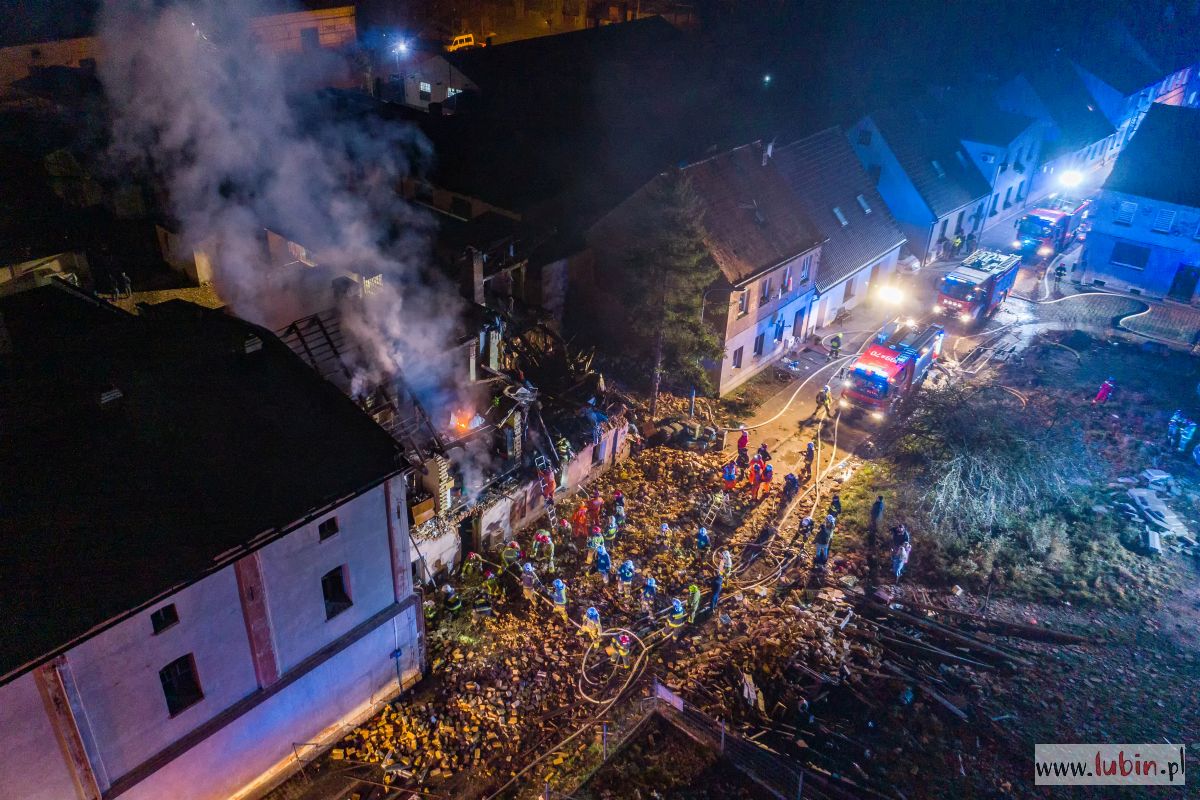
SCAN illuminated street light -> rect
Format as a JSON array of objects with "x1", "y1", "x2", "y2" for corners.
[
  {"x1": 878, "y1": 284, "x2": 904, "y2": 304},
  {"x1": 395, "y1": 41, "x2": 409, "y2": 55},
  {"x1": 763, "y1": 74, "x2": 772, "y2": 85},
  {"x1": 1059, "y1": 169, "x2": 1083, "y2": 189}
]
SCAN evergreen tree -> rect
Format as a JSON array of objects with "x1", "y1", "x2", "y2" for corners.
[{"x1": 620, "y1": 172, "x2": 722, "y2": 417}]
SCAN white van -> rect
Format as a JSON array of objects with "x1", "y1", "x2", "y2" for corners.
[{"x1": 446, "y1": 34, "x2": 475, "y2": 52}]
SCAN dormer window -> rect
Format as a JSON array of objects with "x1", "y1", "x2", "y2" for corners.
[{"x1": 832, "y1": 207, "x2": 849, "y2": 227}]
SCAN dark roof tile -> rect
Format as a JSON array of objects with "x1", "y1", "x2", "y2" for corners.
[{"x1": 1104, "y1": 104, "x2": 1200, "y2": 208}]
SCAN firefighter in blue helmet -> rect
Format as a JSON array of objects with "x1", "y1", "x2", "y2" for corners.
[
  {"x1": 443, "y1": 583, "x2": 462, "y2": 615},
  {"x1": 641, "y1": 577, "x2": 658, "y2": 617},
  {"x1": 696, "y1": 526, "x2": 710, "y2": 553},
  {"x1": 617, "y1": 559, "x2": 635, "y2": 596},
  {"x1": 521, "y1": 562, "x2": 539, "y2": 603},
  {"x1": 595, "y1": 544, "x2": 612, "y2": 584},
  {"x1": 667, "y1": 598, "x2": 686, "y2": 636},
  {"x1": 550, "y1": 578, "x2": 568, "y2": 623},
  {"x1": 582, "y1": 606, "x2": 602, "y2": 640}
]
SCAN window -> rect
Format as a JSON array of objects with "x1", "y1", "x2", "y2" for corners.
[
  {"x1": 832, "y1": 206, "x2": 849, "y2": 227},
  {"x1": 419, "y1": 81, "x2": 432, "y2": 102},
  {"x1": 798, "y1": 254, "x2": 813, "y2": 282},
  {"x1": 774, "y1": 318, "x2": 785, "y2": 342},
  {"x1": 447, "y1": 87, "x2": 462, "y2": 97},
  {"x1": 737, "y1": 291, "x2": 749, "y2": 316},
  {"x1": 151, "y1": 604, "x2": 179, "y2": 635},
  {"x1": 318, "y1": 517, "x2": 339, "y2": 541},
  {"x1": 731, "y1": 347, "x2": 743, "y2": 369},
  {"x1": 857, "y1": 128, "x2": 872, "y2": 146},
  {"x1": 782, "y1": 266, "x2": 793, "y2": 293},
  {"x1": 931, "y1": 160, "x2": 946, "y2": 178},
  {"x1": 300, "y1": 27, "x2": 319, "y2": 52},
  {"x1": 321, "y1": 566, "x2": 353, "y2": 619},
  {"x1": 856, "y1": 194, "x2": 872, "y2": 214},
  {"x1": 843, "y1": 278, "x2": 855, "y2": 303},
  {"x1": 159, "y1": 655, "x2": 203, "y2": 716},
  {"x1": 759, "y1": 278, "x2": 772, "y2": 303},
  {"x1": 1016, "y1": 179, "x2": 1026, "y2": 200},
  {"x1": 1003, "y1": 186, "x2": 1013, "y2": 208},
  {"x1": 1110, "y1": 241, "x2": 1150, "y2": 270},
  {"x1": 1115, "y1": 201, "x2": 1138, "y2": 225},
  {"x1": 980, "y1": 152, "x2": 995, "y2": 164},
  {"x1": 753, "y1": 332, "x2": 765, "y2": 356},
  {"x1": 1152, "y1": 209, "x2": 1176, "y2": 233}
]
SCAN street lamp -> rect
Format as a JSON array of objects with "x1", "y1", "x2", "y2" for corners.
[
  {"x1": 393, "y1": 40, "x2": 409, "y2": 74},
  {"x1": 1059, "y1": 169, "x2": 1083, "y2": 189}
]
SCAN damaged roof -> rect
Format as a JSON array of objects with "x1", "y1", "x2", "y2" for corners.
[
  {"x1": 0, "y1": 283, "x2": 403, "y2": 683},
  {"x1": 680, "y1": 142, "x2": 824, "y2": 286},
  {"x1": 773, "y1": 128, "x2": 906, "y2": 292}
]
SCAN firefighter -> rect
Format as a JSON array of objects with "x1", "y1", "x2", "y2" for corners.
[
  {"x1": 532, "y1": 530, "x2": 555, "y2": 571},
  {"x1": 667, "y1": 599, "x2": 686, "y2": 636},
  {"x1": 735, "y1": 448, "x2": 750, "y2": 479},
  {"x1": 696, "y1": 526, "x2": 710, "y2": 553},
  {"x1": 657, "y1": 522, "x2": 672, "y2": 552},
  {"x1": 718, "y1": 548, "x2": 734, "y2": 579},
  {"x1": 595, "y1": 544, "x2": 612, "y2": 584},
  {"x1": 814, "y1": 385, "x2": 833, "y2": 418},
  {"x1": 722, "y1": 461, "x2": 738, "y2": 491},
  {"x1": 612, "y1": 489, "x2": 626, "y2": 515},
  {"x1": 539, "y1": 467, "x2": 557, "y2": 501},
  {"x1": 709, "y1": 573, "x2": 723, "y2": 613},
  {"x1": 1092, "y1": 377, "x2": 1115, "y2": 405},
  {"x1": 803, "y1": 441, "x2": 816, "y2": 474},
  {"x1": 556, "y1": 436, "x2": 574, "y2": 463},
  {"x1": 748, "y1": 458, "x2": 763, "y2": 495},
  {"x1": 443, "y1": 584, "x2": 463, "y2": 615},
  {"x1": 1168, "y1": 410, "x2": 1184, "y2": 449},
  {"x1": 521, "y1": 562, "x2": 539, "y2": 604},
  {"x1": 501, "y1": 541, "x2": 522, "y2": 573},
  {"x1": 423, "y1": 598, "x2": 438, "y2": 625},
  {"x1": 586, "y1": 526, "x2": 604, "y2": 565},
  {"x1": 617, "y1": 559, "x2": 636, "y2": 596},
  {"x1": 757, "y1": 442, "x2": 772, "y2": 463},
  {"x1": 825, "y1": 513, "x2": 837, "y2": 537},
  {"x1": 604, "y1": 514, "x2": 619, "y2": 546},
  {"x1": 829, "y1": 492, "x2": 842, "y2": 517},
  {"x1": 641, "y1": 577, "x2": 658, "y2": 617},
  {"x1": 687, "y1": 583, "x2": 702, "y2": 622},
  {"x1": 571, "y1": 503, "x2": 590, "y2": 538},
  {"x1": 461, "y1": 551, "x2": 484, "y2": 579},
  {"x1": 588, "y1": 489, "x2": 605, "y2": 527},
  {"x1": 613, "y1": 633, "x2": 632, "y2": 668},
  {"x1": 828, "y1": 333, "x2": 842, "y2": 360},
  {"x1": 736, "y1": 425, "x2": 749, "y2": 456},
  {"x1": 782, "y1": 472, "x2": 800, "y2": 502},
  {"x1": 550, "y1": 578, "x2": 568, "y2": 622},
  {"x1": 472, "y1": 591, "x2": 493, "y2": 618},
  {"x1": 582, "y1": 606, "x2": 602, "y2": 640},
  {"x1": 797, "y1": 515, "x2": 814, "y2": 543}
]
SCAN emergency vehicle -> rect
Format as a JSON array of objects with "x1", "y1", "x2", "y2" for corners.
[
  {"x1": 934, "y1": 249, "x2": 1021, "y2": 326},
  {"x1": 841, "y1": 319, "x2": 944, "y2": 421},
  {"x1": 1012, "y1": 197, "x2": 1092, "y2": 262}
]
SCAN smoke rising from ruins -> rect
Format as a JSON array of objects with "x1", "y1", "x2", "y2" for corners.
[{"x1": 97, "y1": 0, "x2": 467, "y2": 408}]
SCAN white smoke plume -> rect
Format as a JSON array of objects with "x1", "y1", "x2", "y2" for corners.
[{"x1": 96, "y1": 0, "x2": 470, "y2": 411}]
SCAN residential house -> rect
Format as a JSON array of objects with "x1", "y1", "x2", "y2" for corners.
[
  {"x1": 1081, "y1": 104, "x2": 1200, "y2": 302},
  {"x1": 992, "y1": 60, "x2": 1118, "y2": 196},
  {"x1": 0, "y1": 282, "x2": 424, "y2": 800},
  {"x1": 588, "y1": 142, "x2": 825, "y2": 396},
  {"x1": 848, "y1": 106, "x2": 991, "y2": 263},
  {"x1": 951, "y1": 104, "x2": 1043, "y2": 230},
  {"x1": 772, "y1": 128, "x2": 907, "y2": 329}
]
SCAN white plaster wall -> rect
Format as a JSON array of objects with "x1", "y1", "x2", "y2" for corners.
[
  {"x1": 67, "y1": 567, "x2": 258, "y2": 782},
  {"x1": 717, "y1": 293, "x2": 809, "y2": 394},
  {"x1": 0, "y1": 672, "x2": 81, "y2": 800},
  {"x1": 119, "y1": 606, "x2": 422, "y2": 800},
  {"x1": 258, "y1": 485, "x2": 396, "y2": 675}
]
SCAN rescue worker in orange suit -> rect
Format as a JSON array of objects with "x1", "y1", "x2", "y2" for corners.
[
  {"x1": 571, "y1": 503, "x2": 589, "y2": 538},
  {"x1": 539, "y1": 468, "x2": 556, "y2": 501},
  {"x1": 756, "y1": 463, "x2": 774, "y2": 500},
  {"x1": 748, "y1": 458, "x2": 763, "y2": 496},
  {"x1": 722, "y1": 462, "x2": 738, "y2": 491},
  {"x1": 588, "y1": 489, "x2": 604, "y2": 527}
]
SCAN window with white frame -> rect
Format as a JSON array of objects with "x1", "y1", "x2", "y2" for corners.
[
  {"x1": 798, "y1": 253, "x2": 813, "y2": 283},
  {"x1": 1114, "y1": 201, "x2": 1137, "y2": 225},
  {"x1": 1110, "y1": 241, "x2": 1150, "y2": 269},
  {"x1": 1152, "y1": 208, "x2": 1176, "y2": 233},
  {"x1": 760, "y1": 278, "x2": 772, "y2": 303},
  {"x1": 731, "y1": 347, "x2": 743, "y2": 369},
  {"x1": 782, "y1": 266, "x2": 793, "y2": 293},
  {"x1": 737, "y1": 290, "x2": 749, "y2": 316},
  {"x1": 832, "y1": 206, "x2": 849, "y2": 227},
  {"x1": 419, "y1": 81, "x2": 432, "y2": 101},
  {"x1": 856, "y1": 194, "x2": 872, "y2": 214},
  {"x1": 753, "y1": 332, "x2": 765, "y2": 356},
  {"x1": 447, "y1": 87, "x2": 461, "y2": 97},
  {"x1": 931, "y1": 160, "x2": 946, "y2": 178}
]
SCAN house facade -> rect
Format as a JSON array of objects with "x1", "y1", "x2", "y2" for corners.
[
  {"x1": 773, "y1": 128, "x2": 907, "y2": 330},
  {"x1": 954, "y1": 109, "x2": 1043, "y2": 230},
  {"x1": 848, "y1": 107, "x2": 990, "y2": 263},
  {"x1": 1081, "y1": 105, "x2": 1200, "y2": 302},
  {"x1": 0, "y1": 285, "x2": 424, "y2": 800},
  {"x1": 588, "y1": 142, "x2": 825, "y2": 396}
]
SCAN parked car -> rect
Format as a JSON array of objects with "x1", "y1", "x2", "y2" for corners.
[{"x1": 446, "y1": 34, "x2": 476, "y2": 52}]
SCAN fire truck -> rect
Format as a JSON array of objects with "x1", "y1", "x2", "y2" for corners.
[
  {"x1": 1012, "y1": 196, "x2": 1092, "y2": 262},
  {"x1": 840, "y1": 319, "x2": 945, "y2": 421},
  {"x1": 934, "y1": 249, "x2": 1021, "y2": 326}
]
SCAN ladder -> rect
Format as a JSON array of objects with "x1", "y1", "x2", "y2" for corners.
[
  {"x1": 534, "y1": 452, "x2": 559, "y2": 530},
  {"x1": 700, "y1": 491, "x2": 728, "y2": 528}
]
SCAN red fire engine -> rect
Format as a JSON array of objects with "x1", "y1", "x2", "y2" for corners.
[
  {"x1": 934, "y1": 249, "x2": 1021, "y2": 326},
  {"x1": 840, "y1": 319, "x2": 945, "y2": 421},
  {"x1": 1012, "y1": 196, "x2": 1092, "y2": 262}
]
